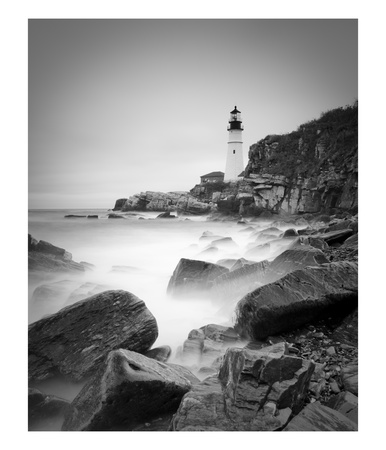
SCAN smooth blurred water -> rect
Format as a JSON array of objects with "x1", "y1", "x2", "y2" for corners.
[{"x1": 28, "y1": 209, "x2": 290, "y2": 353}]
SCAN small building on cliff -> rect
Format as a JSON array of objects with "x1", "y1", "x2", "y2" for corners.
[{"x1": 200, "y1": 171, "x2": 224, "y2": 184}]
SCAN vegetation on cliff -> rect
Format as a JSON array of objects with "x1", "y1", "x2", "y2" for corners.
[{"x1": 245, "y1": 102, "x2": 358, "y2": 180}]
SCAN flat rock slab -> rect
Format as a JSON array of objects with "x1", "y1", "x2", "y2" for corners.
[
  {"x1": 29, "y1": 290, "x2": 158, "y2": 382},
  {"x1": 62, "y1": 349, "x2": 197, "y2": 431},
  {"x1": 327, "y1": 391, "x2": 358, "y2": 424},
  {"x1": 341, "y1": 359, "x2": 358, "y2": 395},
  {"x1": 235, "y1": 261, "x2": 358, "y2": 340},
  {"x1": 284, "y1": 401, "x2": 357, "y2": 431}
]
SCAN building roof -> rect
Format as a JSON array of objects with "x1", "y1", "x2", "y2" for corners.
[
  {"x1": 231, "y1": 106, "x2": 241, "y2": 114},
  {"x1": 200, "y1": 171, "x2": 224, "y2": 178}
]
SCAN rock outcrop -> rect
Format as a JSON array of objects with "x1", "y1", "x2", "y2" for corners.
[
  {"x1": 62, "y1": 349, "x2": 198, "y2": 431},
  {"x1": 235, "y1": 261, "x2": 358, "y2": 340},
  {"x1": 114, "y1": 191, "x2": 211, "y2": 215},
  {"x1": 28, "y1": 235, "x2": 84, "y2": 274},
  {"x1": 171, "y1": 343, "x2": 315, "y2": 431},
  {"x1": 29, "y1": 290, "x2": 158, "y2": 382}
]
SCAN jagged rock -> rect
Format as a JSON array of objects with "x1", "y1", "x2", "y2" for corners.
[
  {"x1": 28, "y1": 236, "x2": 84, "y2": 274},
  {"x1": 178, "y1": 324, "x2": 242, "y2": 369},
  {"x1": 145, "y1": 345, "x2": 172, "y2": 363},
  {"x1": 216, "y1": 258, "x2": 240, "y2": 269},
  {"x1": 245, "y1": 243, "x2": 271, "y2": 259},
  {"x1": 229, "y1": 258, "x2": 258, "y2": 271},
  {"x1": 29, "y1": 290, "x2": 158, "y2": 382},
  {"x1": 284, "y1": 401, "x2": 357, "y2": 431},
  {"x1": 326, "y1": 391, "x2": 358, "y2": 424},
  {"x1": 235, "y1": 261, "x2": 358, "y2": 340},
  {"x1": 113, "y1": 198, "x2": 128, "y2": 211},
  {"x1": 80, "y1": 261, "x2": 95, "y2": 271},
  {"x1": 211, "y1": 237, "x2": 238, "y2": 249},
  {"x1": 341, "y1": 359, "x2": 358, "y2": 395},
  {"x1": 62, "y1": 349, "x2": 197, "y2": 431},
  {"x1": 29, "y1": 388, "x2": 70, "y2": 431},
  {"x1": 171, "y1": 343, "x2": 314, "y2": 431},
  {"x1": 167, "y1": 258, "x2": 228, "y2": 297}
]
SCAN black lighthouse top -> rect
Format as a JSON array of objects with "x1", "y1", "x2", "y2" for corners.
[{"x1": 228, "y1": 105, "x2": 244, "y2": 131}]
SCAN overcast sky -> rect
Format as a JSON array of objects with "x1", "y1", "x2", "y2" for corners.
[{"x1": 28, "y1": 19, "x2": 357, "y2": 209}]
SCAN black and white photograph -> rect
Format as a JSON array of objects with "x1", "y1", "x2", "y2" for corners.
[{"x1": 3, "y1": 2, "x2": 378, "y2": 441}]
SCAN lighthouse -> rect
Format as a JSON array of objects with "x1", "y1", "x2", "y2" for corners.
[{"x1": 224, "y1": 106, "x2": 244, "y2": 181}]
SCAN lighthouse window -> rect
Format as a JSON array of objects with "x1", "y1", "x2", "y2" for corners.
[{"x1": 233, "y1": 150, "x2": 235, "y2": 154}]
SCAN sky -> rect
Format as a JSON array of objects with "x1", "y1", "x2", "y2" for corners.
[{"x1": 28, "y1": 19, "x2": 358, "y2": 209}]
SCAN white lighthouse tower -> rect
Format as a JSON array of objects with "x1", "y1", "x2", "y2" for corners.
[{"x1": 224, "y1": 106, "x2": 244, "y2": 181}]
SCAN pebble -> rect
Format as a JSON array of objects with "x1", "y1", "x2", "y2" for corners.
[
  {"x1": 314, "y1": 332, "x2": 325, "y2": 339},
  {"x1": 326, "y1": 346, "x2": 336, "y2": 356}
]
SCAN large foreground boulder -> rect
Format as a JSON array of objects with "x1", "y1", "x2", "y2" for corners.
[
  {"x1": 235, "y1": 261, "x2": 358, "y2": 340},
  {"x1": 171, "y1": 343, "x2": 315, "y2": 431},
  {"x1": 29, "y1": 290, "x2": 158, "y2": 382},
  {"x1": 62, "y1": 349, "x2": 198, "y2": 431},
  {"x1": 167, "y1": 258, "x2": 228, "y2": 297}
]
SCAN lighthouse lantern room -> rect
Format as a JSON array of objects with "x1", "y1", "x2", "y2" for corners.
[{"x1": 224, "y1": 106, "x2": 244, "y2": 181}]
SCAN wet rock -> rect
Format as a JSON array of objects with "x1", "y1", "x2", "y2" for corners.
[
  {"x1": 64, "y1": 214, "x2": 87, "y2": 218},
  {"x1": 284, "y1": 401, "x2": 357, "y2": 431},
  {"x1": 113, "y1": 198, "x2": 128, "y2": 211},
  {"x1": 235, "y1": 261, "x2": 358, "y2": 340},
  {"x1": 62, "y1": 349, "x2": 196, "y2": 431},
  {"x1": 282, "y1": 228, "x2": 298, "y2": 238},
  {"x1": 171, "y1": 343, "x2": 314, "y2": 431},
  {"x1": 315, "y1": 229, "x2": 353, "y2": 245},
  {"x1": 167, "y1": 258, "x2": 228, "y2": 298},
  {"x1": 29, "y1": 290, "x2": 158, "y2": 382},
  {"x1": 145, "y1": 345, "x2": 172, "y2": 363},
  {"x1": 330, "y1": 308, "x2": 358, "y2": 346},
  {"x1": 87, "y1": 215, "x2": 98, "y2": 219}
]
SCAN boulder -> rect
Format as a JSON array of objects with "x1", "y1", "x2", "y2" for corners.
[
  {"x1": 235, "y1": 261, "x2": 358, "y2": 340},
  {"x1": 29, "y1": 290, "x2": 158, "y2": 382},
  {"x1": 29, "y1": 388, "x2": 70, "y2": 431},
  {"x1": 145, "y1": 345, "x2": 172, "y2": 363},
  {"x1": 62, "y1": 349, "x2": 197, "y2": 431},
  {"x1": 284, "y1": 401, "x2": 357, "y2": 431},
  {"x1": 167, "y1": 258, "x2": 228, "y2": 298},
  {"x1": 171, "y1": 343, "x2": 314, "y2": 431},
  {"x1": 113, "y1": 198, "x2": 128, "y2": 211},
  {"x1": 229, "y1": 258, "x2": 258, "y2": 271},
  {"x1": 341, "y1": 233, "x2": 358, "y2": 249}
]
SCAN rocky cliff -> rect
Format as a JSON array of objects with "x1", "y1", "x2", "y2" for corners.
[{"x1": 190, "y1": 103, "x2": 358, "y2": 217}]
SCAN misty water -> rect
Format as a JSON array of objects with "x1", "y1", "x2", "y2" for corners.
[{"x1": 28, "y1": 208, "x2": 300, "y2": 429}]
